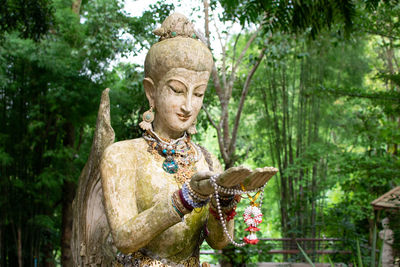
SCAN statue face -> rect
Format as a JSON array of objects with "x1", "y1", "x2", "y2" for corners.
[
  {"x1": 146, "y1": 68, "x2": 209, "y2": 138},
  {"x1": 382, "y1": 218, "x2": 390, "y2": 229}
]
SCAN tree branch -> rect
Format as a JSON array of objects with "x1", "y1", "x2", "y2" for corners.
[
  {"x1": 232, "y1": 30, "x2": 243, "y2": 70},
  {"x1": 203, "y1": 0, "x2": 211, "y2": 48},
  {"x1": 229, "y1": 46, "x2": 267, "y2": 156},
  {"x1": 202, "y1": 105, "x2": 229, "y2": 162},
  {"x1": 228, "y1": 26, "x2": 262, "y2": 94},
  {"x1": 364, "y1": 30, "x2": 400, "y2": 40},
  {"x1": 202, "y1": 0, "x2": 224, "y2": 102},
  {"x1": 212, "y1": 17, "x2": 227, "y2": 89}
]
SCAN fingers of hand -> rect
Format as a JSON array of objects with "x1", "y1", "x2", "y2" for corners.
[
  {"x1": 190, "y1": 171, "x2": 216, "y2": 195},
  {"x1": 217, "y1": 166, "x2": 252, "y2": 188},
  {"x1": 243, "y1": 167, "x2": 278, "y2": 190},
  {"x1": 191, "y1": 171, "x2": 215, "y2": 182},
  {"x1": 196, "y1": 179, "x2": 214, "y2": 195}
]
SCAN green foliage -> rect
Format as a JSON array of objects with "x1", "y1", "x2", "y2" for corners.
[
  {"x1": 218, "y1": 0, "x2": 357, "y2": 38},
  {"x1": 1, "y1": 0, "x2": 400, "y2": 265},
  {"x1": 103, "y1": 62, "x2": 148, "y2": 140},
  {"x1": 0, "y1": 0, "x2": 167, "y2": 265},
  {"x1": 209, "y1": 1, "x2": 400, "y2": 264},
  {"x1": 0, "y1": 0, "x2": 55, "y2": 40}
]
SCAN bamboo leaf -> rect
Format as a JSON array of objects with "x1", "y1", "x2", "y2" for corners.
[
  {"x1": 328, "y1": 255, "x2": 335, "y2": 267},
  {"x1": 297, "y1": 242, "x2": 315, "y2": 267},
  {"x1": 357, "y1": 239, "x2": 364, "y2": 267}
]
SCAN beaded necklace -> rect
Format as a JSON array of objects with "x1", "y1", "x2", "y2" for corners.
[
  {"x1": 210, "y1": 174, "x2": 265, "y2": 247},
  {"x1": 143, "y1": 130, "x2": 202, "y2": 186}
]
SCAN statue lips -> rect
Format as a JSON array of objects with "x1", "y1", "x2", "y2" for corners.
[{"x1": 177, "y1": 113, "x2": 191, "y2": 122}]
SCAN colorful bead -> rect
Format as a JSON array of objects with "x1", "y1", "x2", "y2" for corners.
[
  {"x1": 142, "y1": 131, "x2": 202, "y2": 184},
  {"x1": 163, "y1": 160, "x2": 178, "y2": 173},
  {"x1": 171, "y1": 198, "x2": 184, "y2": 218},
  {"x1": 182, "y1": 183, "x2": 209, "y2": 208}
]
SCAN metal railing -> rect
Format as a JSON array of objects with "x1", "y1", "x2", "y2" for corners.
[{"x1": 201, "y1": 237, "x2": 352, "y2": 256}]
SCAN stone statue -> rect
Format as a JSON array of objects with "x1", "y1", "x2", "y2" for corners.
[
  {"x1": 72, "y1": 13, "x2": 277, "y2": 266},
  {"x1": 379, "y1": 217, "x2": 395, "y2": 267}
]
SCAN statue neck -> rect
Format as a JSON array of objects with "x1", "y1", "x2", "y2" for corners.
[{"x1": 153, "y1": 122, "x2": 185, "y2": 141}]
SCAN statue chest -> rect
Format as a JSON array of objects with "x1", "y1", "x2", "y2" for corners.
[
  {"x1": 132, "y1": 152, "x2": 209, "y2": 259},
  {"x1": 134, "y1": 149, "x2": 208, "y2": 212}
]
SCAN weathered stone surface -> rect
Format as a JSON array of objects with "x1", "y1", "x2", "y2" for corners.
[
  {"x1": 379, "y1": 218, "x2": 395, "y2": 267},
  {"x1": 72, "y1": 13, "x2": 278, "y2": 266},
  {"x1": 71, "y1": 88, "x2": 115, "y2": 266}
]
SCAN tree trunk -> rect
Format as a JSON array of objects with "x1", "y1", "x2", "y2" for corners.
[
  {"x1": 17, "y1": 225, "x2": 22, "y2": 267},
  {"x1": 60, "y1": 0, "x2": 82, "y2": 263},
  {"x1": 202, "y1": 0, "x2": 266, "y2": 170},
  {"x1": 72, "y1": 0, "x2": 82, "y2": 15},
  {"x1": 61, "y1": 122, "x2": 76, "y2": 266},
  {"x1": 61, "y1": 180, "x2": 76, "y2": 265}
]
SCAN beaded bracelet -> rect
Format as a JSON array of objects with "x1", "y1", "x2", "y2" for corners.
[
  {"x1": 174, "y1": 190, "x2": 189, "y2": 214},
  {"x1": 211, "y1": 195, "x2": 238, "y2": 210},
  {"x1": 178, "y1": 189, "x2": 194, "y2": 211},
  {"x1": 218, "y1": 197, "x2": 237, "y2": 208},
  {"x1": 172, "y1": 190, "x2": 192, "y2": 218},
  {"x1": 171, "y1": 195, "x2": 184, "y2": 218},
  {"x1": 185, "y1": 181, "x2": 210, "y2": 202},
  {"x1": 181, "y1": 183, "x2": 209, "y2": 208},
  {"x1": 219, "y1": 194, "x2": 235, "y2": 201},
  {"x1": 211, "y1": 176, "x2": 265, "y2": 195},
  {"x1": 209, "y1": 204, "x2": 237, "y2": 221},
  {"x1": 210, "y1": 199, "x2": 237, "y2": 220}
]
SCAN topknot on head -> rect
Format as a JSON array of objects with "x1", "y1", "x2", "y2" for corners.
[
  {"x1": 153, "y1": 13, "x2": 197, "y2": 41},
  {"x1": 145, "y1": 13, "x2": 213, "y2": 84}
]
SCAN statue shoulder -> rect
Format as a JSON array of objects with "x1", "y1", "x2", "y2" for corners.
[{"x1": 102, "y1": 137, "x2": 148, "y2": 167}]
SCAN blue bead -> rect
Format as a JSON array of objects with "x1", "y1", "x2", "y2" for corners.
[
  {"x1": 162, "y1": 149, "x2": 167, "y2": 154},
  {"x1": 171, "y1": 149, "x2": 175, "y2": 154}
]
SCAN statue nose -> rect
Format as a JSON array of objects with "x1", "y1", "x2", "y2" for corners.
[{"x1": 181, "y1": 97, "x2": 193, "y2": 115}]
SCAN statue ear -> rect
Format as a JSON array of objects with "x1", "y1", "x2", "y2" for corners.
[{"x1": 143, "y1": 77, "x2": 156, "y2": 107}]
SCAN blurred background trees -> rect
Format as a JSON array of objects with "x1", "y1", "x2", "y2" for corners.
[{"x1": 0, "y1": 0, "x2": 399, "y2": 266}]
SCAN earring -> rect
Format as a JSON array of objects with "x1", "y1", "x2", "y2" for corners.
[
  {"x1": 139, "y1": 106, "x2": 154, "y2": 131},
  {"x1": 187, "y1": 118, "x2": 197, "y2": 135}
]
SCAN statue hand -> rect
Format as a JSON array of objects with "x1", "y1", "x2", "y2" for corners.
[
  {"x1": 189, "y1": 166, "x2": 251, "y2": 196},
  {"x1": 239, "y1": 167, "x2": 278, "y2": 191},
  {"x1": 215, "y1": 166, "x2": 252, "y2": 189},
  {"x1": 190, "y1": 166, "x2": 278, "y2": 196},
  {"x1": 189, "y1": 171, "x2": 216, "y2": 196}
]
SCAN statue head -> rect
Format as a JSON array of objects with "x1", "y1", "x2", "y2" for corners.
[
  {"x1": 143, "y1": 13, "x2": 213, "y2": 138},
  {"x1": 382, "y1": 217, "x2": 390, "y2": 230}
]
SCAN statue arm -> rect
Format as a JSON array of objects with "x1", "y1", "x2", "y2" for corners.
[
  {"x1": 101, "y1": 143, "x2": 181, "y2": 254},
  {"x1": 206, "y1": 208, "x2": 234, "y2": 249},
  {"x1": 205, "y1": 155, "x2": 234, "y2": 249},
  {"x1": 385, "y1": 230, "x2": 394, "y2": 245},
  {"x1": 379, "y1": 230, "x2": 384, "y2": 240}
]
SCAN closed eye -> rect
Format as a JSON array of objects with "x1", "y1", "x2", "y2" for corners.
[
  {"x1": 194, "y1": 92, "x2": 204, "y2": 97},
  {"x1": 169, "y1": 85, "x2": 184, "y2": 94}
]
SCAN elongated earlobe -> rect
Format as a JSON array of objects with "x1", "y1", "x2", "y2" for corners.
[{"x1": 143, "y1": 77, "x2": 156, "y2": 108}]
